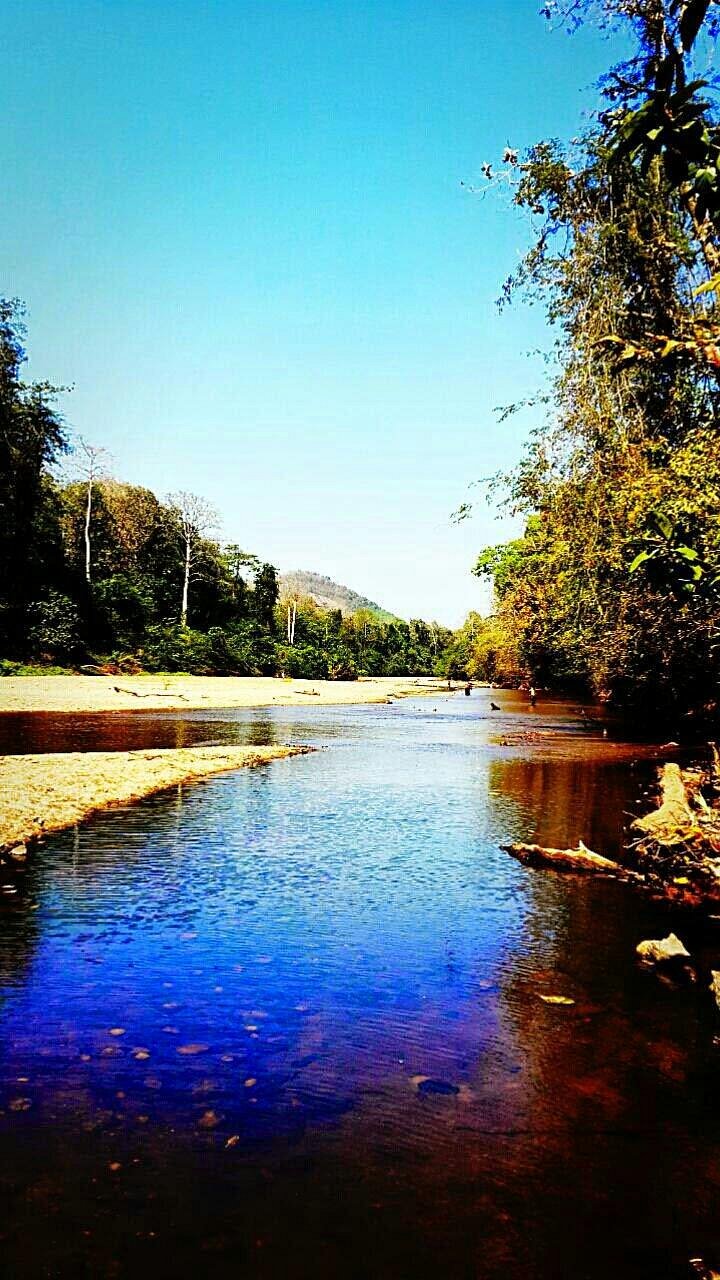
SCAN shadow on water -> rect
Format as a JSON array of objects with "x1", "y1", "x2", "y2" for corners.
[{"x1": 0, "y1": 690, "x2": 719, "y2": 1278}]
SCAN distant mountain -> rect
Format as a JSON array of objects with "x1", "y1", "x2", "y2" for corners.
[{"x1": 279, "y1": 571, "x2": 399, "y2": 621}]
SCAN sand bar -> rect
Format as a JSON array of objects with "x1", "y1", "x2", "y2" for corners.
[
  {"x1": 0, "y1": 674, "x2": 444, "y2": 715},
  {"x1": 0, "y1": 744, "x2": 310, "y2": 856}
]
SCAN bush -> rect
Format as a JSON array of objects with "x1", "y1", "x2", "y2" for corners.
[
  {"x1": 141, "y1": 624, "x2": 214, "y2": 673},
  {"x1": 93, "y1": 575, "x2": 154, "y2": 648},
  {"x1": 327, "y1": 646, "x2": 357, "y2": 680},
  {"x1": 27, "y1": 591, "x2": 82, "y2": 660},
  {"x1": 276, "y1": 642, "x2": 328, "y2": 680},
  {"x1": 210, "y1": 624, "x2": 270, "y2": 675}
]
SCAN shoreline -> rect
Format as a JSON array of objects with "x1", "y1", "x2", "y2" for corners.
[
  {"x1": 0, "y1": 744, "x2": 311, "y2": 859},
  {"x1": 0, "y1": 674, "x2": 447, "y2": 716}
]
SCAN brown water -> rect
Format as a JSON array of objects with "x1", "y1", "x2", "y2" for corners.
[{"x1": 1, "y1": 690, "x2": 718, "y2": 1279}]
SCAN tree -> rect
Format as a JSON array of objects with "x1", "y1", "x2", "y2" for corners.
[
  {"x1": 70, "y1": 438, "x2": 110, "y2": 584},
  {"x1": 469, "y1": 0, "x2": 720, "y2": 714},
  {"x1": 166, "y1": 490, "x2": 219, "y2": 628},
  {"x1": 251, "y1": 563, "x2": 280, "y2": 633},
  {"x1": 0, "y1": 300, "x2": 67, "y2": 651},
  {"x1": 100, "y1": 481, "x2": 165, "y2": 571},
  {"x1": 543, "y1": 0, "x2": 720, "y2": 365}
]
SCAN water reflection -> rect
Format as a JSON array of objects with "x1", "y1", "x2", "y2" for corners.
[
  {"x1": 487, "y1": 754, "x2": 658, "y2": 856},
  {"x1": 0, "y1": 695, "x2": 718, "y2": 1278}
]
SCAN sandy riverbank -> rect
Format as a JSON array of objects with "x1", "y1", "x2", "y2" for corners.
[
  {"x1": 0, "y1": 674, "x2": 445, "y2": 715},
  {"x1": 0, "y1": 744, "x2": 309, "y2": 856}
]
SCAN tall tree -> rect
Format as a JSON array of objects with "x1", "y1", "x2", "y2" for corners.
[
  {"x1": 251, "y1": 563, "x2": 280, "y2": 632},
  {"x1": 166, "y1": 490, "x2": 219, "y2": 627},
  {"x1": 70, "y1": 438, "x2": 110, "y2": 584},
  {"x1": 0, "y1": 300, "x2": 67, "y2": 650},
  {"x1": 470, "y1": 0, "x2": 720, "y2": 713}
]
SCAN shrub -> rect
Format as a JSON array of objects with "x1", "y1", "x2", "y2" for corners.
[
  {"x1": 93, "y1": 575, "x2": 154, "y2": 648},
  {"x1": 27, "y1": 591, "x2": 82, "y2": 660}
]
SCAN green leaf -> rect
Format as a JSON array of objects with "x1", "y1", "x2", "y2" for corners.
[
  {"x1": 649, "y1": 510, "x2": 673, "y2": 540},
  {"x1": 629, "y1": 550, "x2": 654, "y2": 572},
  {"x1": 693, "y1": 274, "x2": 720, "y2": 297}
]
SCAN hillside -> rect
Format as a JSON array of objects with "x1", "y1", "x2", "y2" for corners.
[{"x1": 279, "y1": 571, "x2": 399, "y2": 621}]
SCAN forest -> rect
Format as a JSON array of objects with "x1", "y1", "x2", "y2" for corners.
[
  {"x1": 0, "y1": 299, "x2": 456, "y2": 681},
  {"x1": 457, "y1": 0, "x2": 720, "y2": 720}
]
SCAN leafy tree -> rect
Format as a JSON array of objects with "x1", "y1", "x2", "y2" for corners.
[
  {"x1": 27, "y1": 590, "x2": 81, "y2": 661},
  {"x1": 93, "y1": 574, "x2": 154, "y2": 649},
  {"x1": 0, "y1": 300, "x2": 67, "y2": 651},
  {"x1": 251, "y1": 563, "x2": 280, "y2": 634},
  {"x1": 469, "y1": 0, "x2": 720, "y2": 716}
]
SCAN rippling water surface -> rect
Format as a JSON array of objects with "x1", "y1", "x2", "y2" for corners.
[{"x1": 1, "y1": 691, "x2": 719, "y2": 1279}]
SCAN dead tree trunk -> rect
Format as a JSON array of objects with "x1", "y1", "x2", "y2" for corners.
[
  {"x1": 84, "y1": 479, "x2": 92, "y2": 584},
  {"x1": 181, "y1": 534, "x2": 191, "y2": 628}
]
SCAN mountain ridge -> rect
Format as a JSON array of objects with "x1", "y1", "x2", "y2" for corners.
[{"x1": 278, "y1": 570, "x2": 399, "y2": 621}]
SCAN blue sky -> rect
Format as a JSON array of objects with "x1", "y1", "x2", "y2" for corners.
[{"x1": 4, "y1": 1, "x2": 619, "y2": 624}]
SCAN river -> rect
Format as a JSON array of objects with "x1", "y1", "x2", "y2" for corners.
[{"x1": 1, "y1": 690, "x2": 719, "y2": 1278}]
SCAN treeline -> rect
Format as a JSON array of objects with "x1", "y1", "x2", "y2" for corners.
[
  {"x1": 0, "y1": 300, "x2": 455, "y2": 679},
  {"x1": 464, "y1": 0, "x2": 720, "y2": 719}
]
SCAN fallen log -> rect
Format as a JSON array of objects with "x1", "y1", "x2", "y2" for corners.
[
  {"x1": 501, "y1": 840, "x2": 629, "y2": 876},
  {"x1": 112, "y1": 685, "x2": 188, "y2": 701}
]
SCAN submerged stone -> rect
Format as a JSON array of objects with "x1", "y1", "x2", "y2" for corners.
[{"x1": 417, "y1": 1078, "x2": 460, "y2": 1096}]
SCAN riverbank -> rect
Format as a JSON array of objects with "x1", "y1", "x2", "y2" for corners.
[
  {"x1": 0, "y1": 674, "x2": 445, "y2": 714},
  {"x1": 0, "y1": 744, "x2": 310, "y2": 858}
]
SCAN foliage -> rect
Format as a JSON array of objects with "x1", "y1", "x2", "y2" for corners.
[
  {"x1": 472, "y1": 0, "x2": 720, "y2": 717},
  {"x1": 0, "y1": 660, "x2": 75, "y2": 676},
  {"x1": 27, "y1": 591, "x2": 82, "y2": 660},
  {"x1": 0, "y1": 300, "x2": 67, "y2": 653},
  {"x1": 93, "y1": 574, "x2": 155, "y2": 648}
]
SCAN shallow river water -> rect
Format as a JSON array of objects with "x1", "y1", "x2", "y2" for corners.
[{"x1": 1, "y1": 690, "x2": 720, "y2": 1279}]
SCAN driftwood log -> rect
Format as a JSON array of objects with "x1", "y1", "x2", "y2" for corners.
[
  {"x1": 501, "y1": 840, "x2": 629, "y2": 877},
  {"x1": 112, "y1": 686, "x2": 188, "y2": 701}
]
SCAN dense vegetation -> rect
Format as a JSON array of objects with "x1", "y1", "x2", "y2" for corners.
[
  {"x1": 0, "y1": 301, "x2": 455, "y2": 680},
  {"x1": 462, "y1": 0, "x2": 720, "y2": 719}
]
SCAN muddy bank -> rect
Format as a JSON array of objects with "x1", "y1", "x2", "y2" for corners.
[
  {"x1": 0, "y1": 744, "x2": 310, "y2": 860},
  {"x1": 0, "y1": 674, "x2": 444, "y2": 715}
]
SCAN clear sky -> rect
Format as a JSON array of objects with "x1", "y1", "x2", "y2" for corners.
[{"x1": 3, "y1": 1, "x2": 619, "y2": 625}]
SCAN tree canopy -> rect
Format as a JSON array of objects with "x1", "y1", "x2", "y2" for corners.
[{"x1": 466, "y1": 0, "x2": 720, "y2": 718}]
